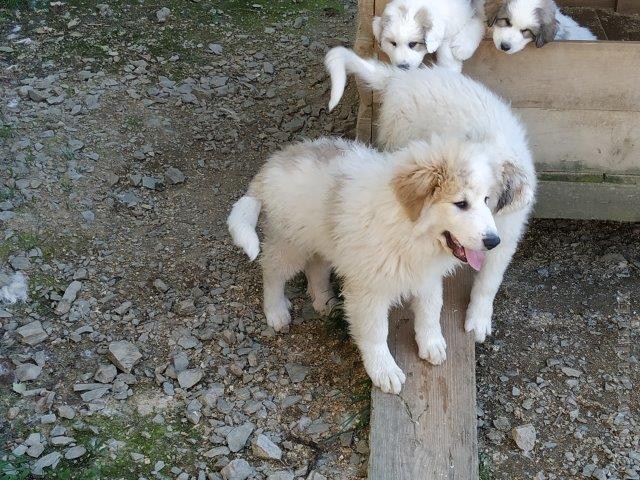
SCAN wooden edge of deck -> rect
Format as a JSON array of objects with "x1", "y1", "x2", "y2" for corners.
[{"x1": 368, "y1": 269, "x2": 479, "y2": 480}]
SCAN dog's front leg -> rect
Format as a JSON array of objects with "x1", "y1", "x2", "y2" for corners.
[
  {"x1": 435, "y1": 41, "x2": 463, "y2": 73},
  {"x1": 412, "y1": 276, "x2": 446, "y2": 365},
  {"x1": 344, "y1": 290, "x2": 406, "y2": 394},
  {"x1": 465, "y1": 212, "x2": 526, "y2": 341}
]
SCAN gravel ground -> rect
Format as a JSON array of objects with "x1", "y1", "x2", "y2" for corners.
[{"x1": 0, "y1": 2, "x2": 638, "y2": 480}]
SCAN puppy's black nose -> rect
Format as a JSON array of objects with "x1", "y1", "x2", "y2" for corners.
[
  {"x1": 397, "y1": 63, "x2": 410, "y2": 70},
  {"x1": 483, "y1": 234, "x2": 501, "y2": 250},
  {"x1": 500, "y1": 42, "x2": 510, "y2": 51}
]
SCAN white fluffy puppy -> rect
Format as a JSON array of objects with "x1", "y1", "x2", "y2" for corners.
[
  {"x1": 485, "y1": 0, "x2": 596, "y2": 53},
  {"x1": 228, "y1": 137, "x2": 503, "y2": 394},
  {"x1": 325, "y1": 47, "x2": 536, "y2": 344},
  {"x1": 372, "y1": 0, "x2": 485, "y2": 72}
]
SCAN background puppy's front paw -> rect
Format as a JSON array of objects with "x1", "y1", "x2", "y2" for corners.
[
  {"x1": 464, "y1": 312, "x2": 492, "y2": 342},
  {"x1": 417, "y1": 333, "x2": 447, "y2": 365},
  {"x1": 425, "y1": 36, "x2": 443, "y2": 54},
  {"x1": 265, "y1": 298, "x2": 291, "y2": 332}
]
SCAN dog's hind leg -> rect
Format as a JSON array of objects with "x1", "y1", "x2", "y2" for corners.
[
  {"x1": 305, "y1": 255, "x2": 336, "y2": 315},
  {"x1": 261, "y1": 237, "x2": 307, "y2": 332},
  {"x1": 344, "y1": 288, "x2": 406, "y2": 394},
  {"x1": 412, "y1": 275, "x2": 446, "y2": 365},
  {"x1": 465, "y1": 211, "x2": 528, "y2": 341}
]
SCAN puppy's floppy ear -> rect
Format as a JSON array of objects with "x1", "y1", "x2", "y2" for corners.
[
  {"x1": 495, "y1": 162, "x2": 535, "y2": 213},
  {"x1": 534, "y1": 6, "x2": 558, "y2": 47},
  {"x1": 393, "y1": 162, "x2": 444, "y2": 222},
  {"x1": 414, "y1": 7, "x2": 432, "y2": 36},
  {"x1": 372, "y1": 16, "x2": 383, "y2": 41}
]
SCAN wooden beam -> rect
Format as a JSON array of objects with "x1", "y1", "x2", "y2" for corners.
[
  {"x1": 368, "y1": 270, "x2": 478, "y2": 480},
  {"x1": 616, "y1": 0, "x2": 640, "y2": 14},
  {"x1": 535, "y1": 180, "x2": 640, "y2": 221}
]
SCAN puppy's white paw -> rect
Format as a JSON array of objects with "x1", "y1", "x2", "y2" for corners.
[
  {"x1": 362, "y1": 347, "x2": 406, "y2": 394},
  {"x1": 417, "y1": 333, "x2": 447, "y2": 365},
  {"x1": 265, "y1": 297, "x2": 291, "y2": 332},
  {"x1": 450, "y1": 38, "x2": 478, "y2": 61},
  {"x1": 464, "y1": 311, "x2": 492, "y2": 342},
  {"x1": 425, "y1": 34, "x2": 443, "y2": 54}
]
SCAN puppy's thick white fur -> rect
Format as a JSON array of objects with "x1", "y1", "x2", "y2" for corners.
[
  {"x1": 372, "y1": 0, "x2": 485, "y2": 72},
  {"x1": 229, "y1": 137, "x2": 503, "y2": 393},
  {"x1": 325, "y1": 47, "x2": 537, "y2": 343}
]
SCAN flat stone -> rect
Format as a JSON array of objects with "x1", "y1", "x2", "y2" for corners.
[
  {"x1": 220, "y1": 459, "x2": 253, "y2": 480},
  {"x1": 177, "y1": 368, "x2": 202, "y2": 389},
  {"x1": 226, "y1": 422, "x2": 254, "y2": 452},
  {"x1": 203, "y1": 446, "x2": 229, "y2": 457},
  {"x1": 95, "y1": 364, "x2": 118, "y2": 383},
  {"x1": 51, "y1": 436, "x2": 75, "y2": 446},
  {"x1": 267, "y1": 472, "x2": 294, "y2": 480},
  {"x1": 165, "y1": 167, "x2": 186, "y2": 185},
  {"x1": 81, "y1": 387, "x2": 110, "y2": 401},
  {"x1": 561, "y1": 367, "x2": 582, "y2": 378},
  {"x1": 31, "y1": 451, "x2": 62, "y2": 475},
  {"x1": 251, "y1": 434, "x2": 282, "y2": 460},
  {"x1": 108, "y1": 341, "x2": 142, "y2": 373},
  {"x1": 285, "y1": 363, "x2": 309, "y2": 383},
  {"x1": 512, "y1": 424, "x2": 536, "y2": 452},
  {"x1": 65, "y1": 446, "x2": 86, "y2": 460},
  {"x1": 16, "y1": 321, "x2": 48, "y2": 346},
  {"x1": 15, "y1": 363, "x2": 42, "y2": 381},
  {"x1": 57, "y1": 405, "x2": 76, "y2": 419}
]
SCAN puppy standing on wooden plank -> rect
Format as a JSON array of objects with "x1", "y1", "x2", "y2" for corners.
[
  {"x1": 325, "y1": 47, "x2": 536, "y2": 345},
  {"x1": 372, "y1": 0, "x2": 486, "y2": 71},
  {"x1": 228, "y1": 137, "x2": 504, "y2": 394}
]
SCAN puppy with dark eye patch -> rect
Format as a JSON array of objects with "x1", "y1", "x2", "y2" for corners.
[
  {"x1": 481, "y1": 0, "x2": 596, "y2": 54},
  {"x1": 325, "y1": 46, "x2": 537, "y2": 344},
  {"x1": 372, "y1": 0, "x2": 486, "y2": 72}
]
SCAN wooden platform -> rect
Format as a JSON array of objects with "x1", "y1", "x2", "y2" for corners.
[{"x1": 368, "y1": 270, "x2": 477, "y2": 479}]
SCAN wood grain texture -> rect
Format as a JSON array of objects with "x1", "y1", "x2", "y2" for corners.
[
  {"x1": 463, "y1": 40, "x2": 640, "y2": 111},
  {"x1": 616, "y1": 0, "x2": 640, "y2": 14},
  {"x1": 368, "y1": 270, "x2": 478, "y2": 480},
  {"x1": 517, "y1": 108, "x2": 640, "y2": 175},
  {"x1": 535, "y1": 180, "x2": 640, "y2": 221}
]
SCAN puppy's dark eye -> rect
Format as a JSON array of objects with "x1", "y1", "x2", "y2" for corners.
[
  {"x1": 390, "y1": 41, "x2": 397, "y2": 47},
  {"x1": 408, "y1": 41, "x2": 418, "y2": 48},
  {"x1": 521, "y1": 29, "x2": 533, "y2": 37},
  {"x1": 454, "y1": 200, "x2": 469, "y2": 210}
]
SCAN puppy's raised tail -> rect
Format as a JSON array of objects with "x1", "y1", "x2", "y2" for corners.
[
  {"x1": 227, "y1": 191, "x2": 262, "y2": 261},
  {"x1": 324, "y1": 46, "x2": 395, "y2": 112}
]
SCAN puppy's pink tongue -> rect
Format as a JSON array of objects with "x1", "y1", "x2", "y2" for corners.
[{"x1": 464, "y1": 248, "x2": 486, "y2": 271}]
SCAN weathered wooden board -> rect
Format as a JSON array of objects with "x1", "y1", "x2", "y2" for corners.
[
  {"x1": 558, "y1": 0, "x2": 616, "y2": 7},
  {"x1": 368, "y1": 270, "x2": 478, "y2": 480},
  {"x1": 536, "y1": 180, "x2": 640, "y2": 221},
  {"x1": 518, "y1": 108, "x2": 640, "y2": 174},
  {"x1": 616, "y1": 0, "x2": 640, "y2": 14},
  {"x1": 463, "y1": 41, "x2": 640, "y2": 111}
]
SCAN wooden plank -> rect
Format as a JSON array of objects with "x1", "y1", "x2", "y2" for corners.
[
  {"x1": 463, "y1": 41, "x2": 640, "y2": 111},
  {"x1": 557, "y1": 0, "x2": 616, "y2": 7},
  {"x1": 354, "y1": 0, "x2": 376, "y2": 143},
  {"x1": 535, "y1": 180, "x2": 640, "y2": 221},
  {"x1": 516, "y1": 108, "x2": 640, "y2": 174},
  {"x1": 616, "y1": 0, "x2": 640, "y2": 14},
  {"x1": 368, "y1": 270, "x2": 478, "y2": 480}
]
